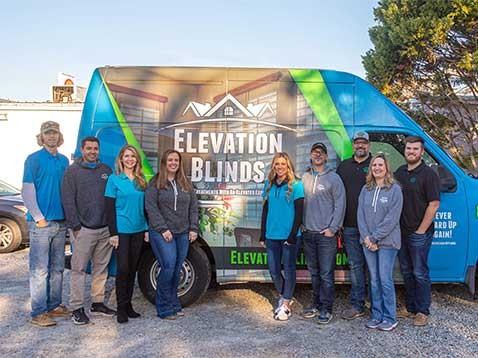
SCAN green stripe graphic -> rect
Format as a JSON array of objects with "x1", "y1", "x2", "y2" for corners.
[
  {"x1": 289, "y1": 69, "x2": 353, "y2": 160},
  {"x1": 102, "y1": 79, "x2": 154, "y2": 179}
]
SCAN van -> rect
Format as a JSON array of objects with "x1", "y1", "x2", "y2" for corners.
[{"x1": 75, "y1": 66, "x2": 478, "y2": 306}]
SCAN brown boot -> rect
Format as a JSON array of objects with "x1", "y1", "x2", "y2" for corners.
[
  {"x1": 31, "y1": 313, "x2": 57, "y2": 327},
  {"x1": 413, "y1": 312, "x2": 429, "y2": 326},
  {"x1": 396, "y1": 306, "x2": 416, "y2": 319},
  {"x1": 48, "y1": 305, "x2": 71, "y2": 318}
]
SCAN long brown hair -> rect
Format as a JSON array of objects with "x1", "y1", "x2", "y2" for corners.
[
  {"x1": 264, "y1": 152, "x2": 299, "y2": 202},
  {"x1": 365, "y1": 153, "x2": 396, "y2": 190},
  {"x1": 155, "y1": 149, "x2": 192, "y2": 192},
  {"x1": 115, "y1": 145, "x2": 147, "y2": 190}
]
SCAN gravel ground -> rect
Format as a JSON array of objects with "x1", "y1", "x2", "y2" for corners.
[{"x1": 1, "y1": 248, "x2": 477, "y2": 358}]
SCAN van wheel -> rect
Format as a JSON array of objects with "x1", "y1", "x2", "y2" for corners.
[
  {"x1": 137, "y1": 243, "x2": 212, "y2": 307},
  {"x1": 0, "y1": 218, "x2": 22, "y2": 253}
]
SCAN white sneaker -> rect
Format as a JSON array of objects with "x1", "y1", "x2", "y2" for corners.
[
  {"x1": 274, "y1": 297, "x2": 284, "y2": 314},
  {"x1": 274, "y1": 305, "x2": 291, "y2": 321}
]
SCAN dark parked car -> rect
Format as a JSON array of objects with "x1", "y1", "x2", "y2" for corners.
[{"x1": 0, "y1": 180, "x2": 28, "y2": 253}]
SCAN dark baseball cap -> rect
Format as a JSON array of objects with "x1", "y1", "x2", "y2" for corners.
[{"x1": 310, "y1": 142, "x2": 327, "y2": 154}]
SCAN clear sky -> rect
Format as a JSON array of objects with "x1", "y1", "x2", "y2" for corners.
[{"x1": 1, "y1": 0, "x2": 378, "y2": 101}]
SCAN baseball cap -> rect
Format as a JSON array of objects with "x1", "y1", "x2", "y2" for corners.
[
  {"x1": 310, "y1": 142, "x2": 327, "y2": 154},
  {"x1": 352, "y1": 131, "x2": 369, "y2": 142},
  {"x1": 40, "y1": 121, "x2": 61, "y2": 134}
]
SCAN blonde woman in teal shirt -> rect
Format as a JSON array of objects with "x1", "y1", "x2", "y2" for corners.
[{"x1": 105, "y1": 145, "x2": 148, "y2": 324}]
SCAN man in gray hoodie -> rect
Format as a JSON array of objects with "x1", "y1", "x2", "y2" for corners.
[
  {"x1": 61, "y1": 137, "x2": 115, "y2": 325},
  {"x1": 302, "y1": 142, "x2": 346, "y2": 324}
]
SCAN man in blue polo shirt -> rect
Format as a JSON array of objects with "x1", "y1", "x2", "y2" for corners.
[{"x1": 22, "y1": 121, "x2": 70, "y2": 327}]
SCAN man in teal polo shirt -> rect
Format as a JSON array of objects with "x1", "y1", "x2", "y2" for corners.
[{"x1": 22, "y1": 121, "x2": 70, "y2": 327}]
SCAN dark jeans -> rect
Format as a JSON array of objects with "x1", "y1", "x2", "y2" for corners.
[
  {"x1": 398, "y1": 232, "x2": 433, "y2": 315},
  {"x1": 343, "y1": 227, "x2": 366, "y2": 312},
  {"x1": 149, "y1": 230, "x2": 189, "y2": 318},
  {"x1": 265, "y1": 237, "x2": 302, "y2": 301},
  {"x1": 115, "y1": 232, "x2": 144, "y2": 310},
  {"x1": 303, "y1": 231, "x2": 337, "y2": 313}
]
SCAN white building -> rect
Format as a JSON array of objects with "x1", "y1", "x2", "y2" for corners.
[{"x1": 0, "y1": 102, "x2": 83, "y2": 187}]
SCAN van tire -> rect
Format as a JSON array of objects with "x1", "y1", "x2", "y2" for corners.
[
  {"x1": 137, "y1": 243, "x2": 212, "y2": 307},
  {"x1": 0, "y1": 218, "x2": 22, "y2": 253}
]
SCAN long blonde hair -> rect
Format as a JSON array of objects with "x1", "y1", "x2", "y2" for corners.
[
  {"x1": 264, "y1": 152, "x2": 299, "y2": 202},
  {"x1": 154, "y1": 149, "x2": 192, "y2": 192},
  {"x1": 115, "y1": 145, "x2": 147, "y2": 190},
  {"x1": 365, "y1": 153, "x2": 396, "y2": 190}
]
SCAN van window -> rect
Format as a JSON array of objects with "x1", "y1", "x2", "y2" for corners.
[{"x1": 368, "y1": 132, "x2": 456, "y2": 193}]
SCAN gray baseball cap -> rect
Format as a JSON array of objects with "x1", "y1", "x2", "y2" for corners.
[{"x1": 352, "y1": 131, "x2": 369, "y2": 142}]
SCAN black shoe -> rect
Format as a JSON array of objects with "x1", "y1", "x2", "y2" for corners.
[
  {"x1": 72, "y1": 308, "x2": 90, "y2": 325},
  {"x1": 91, "y1": 302, "x2": 116, "y2": 316},
  {"x1": 117, "y1": 307, "x2": 128, "y2": 324},
  {"x1": 127, "y1": 303, "x2": 141, "y2": 318}
]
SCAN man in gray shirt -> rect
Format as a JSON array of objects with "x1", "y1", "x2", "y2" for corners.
[
  {"x1": 61, "y1": 136, "x2": 115, "y2": 325},
  {"x1": 302, "y1": 142, "x2": 346, "y2": 324}
]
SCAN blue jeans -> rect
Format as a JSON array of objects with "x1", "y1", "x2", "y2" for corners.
[
  {"x1": 398, "y1": 232, "x2": 433, "y2": 315},
  {"x1": 363, "y1": 247, "x2": 398, "y2": 323},
  {"x1": 28, "y1": 221, "x2": 66, "y2": 317},
  {"x1": 265, "y1": 237, "x2": 301, "y2": 301},
  {"x1": 303, "y1": 231, "x2": 337, "y2": 313},
  {"x1": 149, "y1": 230, "x2": 189, "y2": 318},
  {"x1": 343, "y1": 227, "x2": 366, "y2": 312}
]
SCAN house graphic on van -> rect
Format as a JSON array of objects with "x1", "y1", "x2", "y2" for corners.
[{"x1": 182, "y1": 93, "x2": 274, "y2": 118}]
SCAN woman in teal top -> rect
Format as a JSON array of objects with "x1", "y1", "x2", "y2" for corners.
[
  {"x1": 105, "y1": 145, "x2": 148, "y2": 324},
  {"x1": 259, "y1": 152, "x2": 304, "y2": 321}
]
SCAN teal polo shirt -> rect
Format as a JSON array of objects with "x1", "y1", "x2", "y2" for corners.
[
  {"x1": 104, "y1": 173, "x2": 148, "y2": 234},
  {"x1": 262, "y1": 179, "x2": 304, "y2": 240},
  {"x1": 23, "y1": 148, "x2": 69, "y2": 221}
]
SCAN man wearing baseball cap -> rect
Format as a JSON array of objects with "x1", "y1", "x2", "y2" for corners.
[
  {"x1": 302, "y1": 142, "x2": 346, "y2": 324},
  {"x1": 336, "y1": 130, "x2": 372, "y2": 320},
  {"x1": 22, "y1": 121, "x2": 70, "y2": 327}
]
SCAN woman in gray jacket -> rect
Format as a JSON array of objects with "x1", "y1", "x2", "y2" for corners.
[
  {"x1": 145, "y1": 149, "x2": 198, "y2": 320},
  {"x1": 357, "y1": 153, "x2": 403, "y2": 331}
]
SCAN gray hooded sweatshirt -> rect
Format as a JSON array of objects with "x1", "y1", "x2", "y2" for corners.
[
  {"x1": 145, "y1": 176, "x2": 199, "y2": 235},
  {"x1": 302, "y1": 167, "x2": 346, "y2": 234},
  {"x1": 357, "y1": 183, "x2": 403, "y2": 250}
]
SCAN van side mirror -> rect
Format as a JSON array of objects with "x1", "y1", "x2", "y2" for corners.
[{"x1": 431, "y1": 164, "x2": 457, "y2": 193}]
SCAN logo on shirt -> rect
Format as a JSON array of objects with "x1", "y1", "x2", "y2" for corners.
[
  {"x1": 409, "y1": 177, "x2": 416, "y2": 183},
  {"x1": 317, "y1": 184, "x2": 326, "y2": 191},
  {"x1": 101, "y1": 173, "x2": 109, "y2": 180},
  {"x1": 362, "y1": 167, "x2": 369, "y2": 174},
  {"x1": 379, "y1": 196, "x2": 388, "y2": 204}
]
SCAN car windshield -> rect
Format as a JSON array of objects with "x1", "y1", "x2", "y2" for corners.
[{"x1": 0, "y1": 181, "x2": 21, "y2": 196}]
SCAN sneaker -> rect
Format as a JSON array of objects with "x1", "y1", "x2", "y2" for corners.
[
  {"x1": 315, "y1": 310, "x2": 333, "y2": 325},
  {"x1": 162, "y1": 314, "x2": 177, "y2": 321},
  {"x1": 413, "y1": 313, "x2": 429, "y2": 326},
  {"x1": 365, "y1": 318, "x2": 382, "y2": 329},
  {"x1": 274, "y1": 297, "x2": 284, "y2": 314},
  {"x1": 48, "y1": 305, "x2": 71, "y2": 318},
  {"x1": 72, "y1": 308, "x2": 90, "y2": 325},
  {"x1": 342, "y1": 307, "x2": 366, "y2": 320},
  {"x1": 303, "y1": 307, "x2": 320, "y2": 319},
  {"x1": 377, "y1": 320, "x2": 398, "y2": 331},
  {"x1": 274, "y1": 305, "x2": 291, "y2": 321},
  {"x1": 91, "y1": 303, "x2": 116, "y2": 316},
  {"x1": 396, "y1": 306, "x2": 416, "y2": 319},
  {"x1": 176, "y1": 310, "x2": 185, "y2": 317},
  {"x1": 31, "y1": 313, "x2": 57, "y2": 327}
]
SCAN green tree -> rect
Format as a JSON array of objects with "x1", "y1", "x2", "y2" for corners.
[{"x1": 363, "y1": 0, "x2": 478, "y2": 173}]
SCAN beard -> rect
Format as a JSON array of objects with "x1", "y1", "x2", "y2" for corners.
[
  {"x1": 406, "y1": 155, "x2": 421, "y2": 165},
  {"x1": 354, "y1": 149, "x2": 368, "y2": 158}
]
